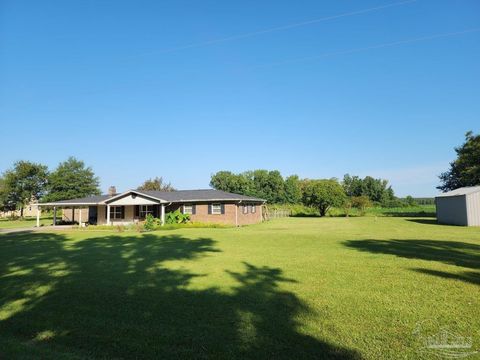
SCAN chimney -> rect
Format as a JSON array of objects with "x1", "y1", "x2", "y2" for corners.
[{"x1": 108, "y1": 186, "x2": 117, "y2": 196}]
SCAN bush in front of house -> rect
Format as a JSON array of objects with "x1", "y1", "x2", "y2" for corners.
[
  {"x1": 165, "y1": 210, "x2": 190, "y2": 225},
  {"x1": 144, "y1": 214, "x2": 160, "y2": 231}
]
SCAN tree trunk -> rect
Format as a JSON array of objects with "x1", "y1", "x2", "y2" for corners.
[
  {"x1": 20, "y1": 207, "x2": 24, "y2": 218},
  {"x1": 319, "y1": 206, "x2": 326, "y2": 217}
]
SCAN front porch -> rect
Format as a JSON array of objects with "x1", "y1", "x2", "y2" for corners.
[{"x1": 37, "y1": 192, "x2": 168, "y2": 227}]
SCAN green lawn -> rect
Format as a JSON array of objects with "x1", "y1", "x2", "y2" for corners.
[
  {"x1": 0, "y1": 217, "x2": 479, "y2": 359},
  {"x1": 0, "y1": 216, "x2": 53, "y2": 229}
]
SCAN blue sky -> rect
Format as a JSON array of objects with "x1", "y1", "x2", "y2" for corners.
[{"x1": 1, "y1": 0, "x2": 479, "y2": 197}]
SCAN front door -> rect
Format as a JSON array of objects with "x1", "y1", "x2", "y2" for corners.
[{"x1": 88, "y1": 206, "x2": 98, "y2": 224}]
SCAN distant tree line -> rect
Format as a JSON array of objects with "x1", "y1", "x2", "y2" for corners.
[{"x1": 210, "y1": 170, "x2": 421, "y2": 216}]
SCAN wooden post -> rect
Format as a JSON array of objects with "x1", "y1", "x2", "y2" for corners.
[
  {"x1": 36, "y1": 206, "x2": 41, "y2": 227},
  {"x1": 53, "y1": 206, "x2": 57, "y2": 227}
]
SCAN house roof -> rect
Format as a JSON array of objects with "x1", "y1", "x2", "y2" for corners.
[
  {"x1": 436, "y1": 186, "x2": 480, "y2": 198},
  {"x1": 40, "y1": 189, "x2": 265, "y2": 206},
  {"x1": 137, "y1": 189, "x2": 264, "y2": 202}
]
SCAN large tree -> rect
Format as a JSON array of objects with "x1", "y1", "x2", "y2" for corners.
[
  {"x1": 210, "y1": 171, "x2": 252, "y2": 195},
  {"x1": 137, "y1": 177, "x2": 175, "y2": 191},
  {"x1": 0, "y1": 161, "x2": 48, "y2": 216},
  {"x1": 43, "y1": 157, "x2": 101, "y2": 202},
  {"x1": 284, "y1": 175, "x2": 302, "y2": 204},
  {"x1": 342, "y1": 174, "x2": 395, "y2": 203},
  {"x1": 438, "y1": 131, "x2": 480, "y2": 191},
  {"x1": 302, "y1": 179, "x2": 346, "y2": 217}
]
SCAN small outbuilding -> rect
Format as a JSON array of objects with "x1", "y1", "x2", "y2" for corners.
[{"x1": 435, "y1": 186, "x2": 480, "y2": 226}]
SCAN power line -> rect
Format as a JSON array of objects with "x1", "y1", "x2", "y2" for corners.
[
  {"x1": 251, "y1": 28, "x2": 480, "y2": 68},
  {"x1": 138, "y1": 0, "x2": 418, "y2": 56}
]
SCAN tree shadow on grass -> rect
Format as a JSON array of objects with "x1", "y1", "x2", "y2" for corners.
[
  {"x1": 0, "y1": 232, "x2": 362, "y2": 359},
  {"x1": 344, "y1": 239, "x2": 480, "y2": 270},
  {"x1": 411, "y1": 268, "x2": 480, "y2": 286}
]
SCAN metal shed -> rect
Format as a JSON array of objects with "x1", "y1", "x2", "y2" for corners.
[{"x1": 435, "y1": 186, "x2": 480, "y2": 226}]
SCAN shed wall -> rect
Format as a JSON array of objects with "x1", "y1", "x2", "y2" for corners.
[
  {"x1": 466, "y1": 192, "x2": 480, "y2": 226},
  {"x1": 436, "y1": 195, "x2": 468, "y2": 226}
]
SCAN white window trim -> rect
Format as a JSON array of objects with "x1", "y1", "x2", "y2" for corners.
[
  {"x1": 110, "y1": 206, "x2": 123, "y2": 219},
  {"x1": 183, "y1": 204, "x2": 193, "y2": 215},
  {"x1": 251, "y1": 205, "x2": 256, "y2": 213},
  {"x1": 139, "y1": 205, "x2": 154, "y2": 218},
  {"x1": 243, "y1": 205, "x2": 248, "y2": 214},
  {"x1": 211, "y1": 203, "x2": 222, "y2": 215}
]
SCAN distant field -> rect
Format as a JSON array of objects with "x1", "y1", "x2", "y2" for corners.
[
  {"x1": 0, "y1": 216, "x2": 478, "y2": 359},
  {"x1": 285, "y1": 204, "x2": 437, "y2": 218},
  {"x1": 364, "y1": 204, "x2": 436, "y2": 217}
]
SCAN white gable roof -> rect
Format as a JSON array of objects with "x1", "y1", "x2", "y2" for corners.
[{"x1": 436, "y1": 186, "x2": 480, "y2": 198}]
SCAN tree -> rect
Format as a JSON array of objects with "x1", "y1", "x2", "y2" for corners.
[
  {"x1": 210, "y1": 171, "x2": 252, "y2": 195},
  {"x1": 342, "y1": 174, "x2": 395, "y2": 204},
  {"x1": 438, "y1": 131, "x2": 480, "y2": 191},
  {"x1": 0, "y1": 161, "x2": 48, "y2": 216},
  {"x1": 302, "y1": 179, "x2": 346, "y2": 217},
  {"x1": 251, "y1": 170, "x2": 286, "y2": 203},
  {"x1": 137, "y1": 177, "x2": 175, "y2": 192},
  {"x1": 284, "y1": 175, "x2": 302, "y2": 204},
  {"x1": 404, "y1": 195, "x2": 416, "y2": 206},
  {"x1": 43, "y1": 157, "x2": 101, "y2": 202}
]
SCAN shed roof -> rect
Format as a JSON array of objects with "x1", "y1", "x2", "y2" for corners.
[{"x1": 436, "y1": 186, "x2": 480, "y2": 198}]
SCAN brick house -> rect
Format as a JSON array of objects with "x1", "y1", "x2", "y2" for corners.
[{"x1": 40, "y1": 189, "x2": 265, "y2": 226}]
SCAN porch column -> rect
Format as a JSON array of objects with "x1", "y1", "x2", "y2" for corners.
[
  {"x1": 107, "y1": 204, "x2": 111, "y2": 225},
  {"x1": 53, "y1": 206, "x2": 57, "y2": 227},
  {"x1": 72, "y1": 207, "x2": 75, "y2": 223},
  {"x1": 161, "y1": 204, "x2": 165, "y2": 226},
  {"x1": 36, "y1": 206, "x2": 41, "y2": 227}
]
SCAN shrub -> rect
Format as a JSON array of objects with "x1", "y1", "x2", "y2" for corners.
[
  {"x1": 343, "y1": 200, "x2": 352, "y2": 217},
  {"x1": 351, "y1": 196, "x2": 372, "y2": 216},
  {"x1": 165, "y1": 210, "x2": 190, "y2": 224},
  {"x1": 143, "y1": 214, "x2": 157, "y2": 231}
]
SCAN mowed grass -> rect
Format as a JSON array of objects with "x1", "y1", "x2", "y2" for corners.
[
  {"x1": 0, "y1": 217, "x2": 479, "y2": 359},
  {"x1": 0, "y1": 216, "x2": 53, "y2": 229}
]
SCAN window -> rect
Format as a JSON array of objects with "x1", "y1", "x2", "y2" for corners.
[
  {"x1": 243, "y1": 205, "x2": 248, "y2": 214},
  {"x1": 251, "y1": 205, "x2": 256, "y2": 213},
  {"x1": 183, "y1": 204, "x2": 193, "y2": 214},
  {"x1": 110, "y1": 206, "x2": 124, "y2": 219},
  {"x1": 139, "y1": 205, "x2": 154, "y2": 218},
  {"x1": 211, "y1": 203, "x2": 222, "y2": 215}
]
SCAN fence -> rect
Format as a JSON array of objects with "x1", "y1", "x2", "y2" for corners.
[{"x1": 264, "y1": 208, "x2": 291, "y2": 220}]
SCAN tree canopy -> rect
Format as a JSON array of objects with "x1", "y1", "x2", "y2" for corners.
[
  {"x1": 137, "y1": 177, "x2": 175, "y2": 192},
  {"x1": 342, "y1": 174, "x2": 395, "y2": 204},
  {"x1": 43, "y1": 157, "x2": 101, "y2": 202},
  {"x1": 0, "y1": 161, "x2": 48, "y2": 215},
  {"x1": 210, "y1": 170, "x2": 301, "y2": 204},
  {"x1": 302, "y1": 179, "x2": 346, "y2": 217},
  {"x1": 438, "y1": 131, "x2": 480, "y2": 191}
]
